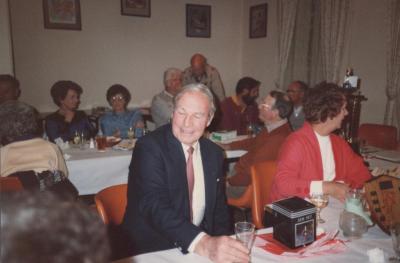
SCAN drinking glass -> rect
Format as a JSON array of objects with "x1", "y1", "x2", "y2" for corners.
[
  {"x1": 95, "y1": 135, "x2": 107, "y2": 152},
  {"x1": 390, "y1": 223, "x2": 400, "y2": 261},
  {"x1": 127, "y1": 127, "x2": 134, "y2": 140},
  {"x1": 235, "y1": 221, "x2": 255, "y2": 252},
  {"x1": 310, "y1": 193, "x2": 329, "y2": 224}
]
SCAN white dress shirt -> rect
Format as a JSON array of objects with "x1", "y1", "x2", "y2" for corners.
[{"x1": 181, "y1": 142, "x2": 207, "y2": 252}]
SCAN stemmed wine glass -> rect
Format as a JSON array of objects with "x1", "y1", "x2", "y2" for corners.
[
  {"x1": 390, "y1": 223, "x2": 400, "y2": 261},
  {"x1": 310, "y1": 193, "x2": 329, "y2": 224},
  {"x1": 235, "y1": 221, "x2": 255, "y2": 252}
]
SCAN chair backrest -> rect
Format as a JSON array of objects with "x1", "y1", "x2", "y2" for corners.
[
  {"x1": 250, "y1": 160, "x2": 277, "y2": 229},
  {"x1": 0, "y1": 177, "x2": 24, "y2": 192},
  {"x1": 358, "y1": 123, "x2": 398, "y2": 150},
  {"x1": 95, "y1": 184, "x2": 128, "y2": 225}
]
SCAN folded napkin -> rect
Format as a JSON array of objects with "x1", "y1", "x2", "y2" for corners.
[
  {"x1": 113, "y1": 139, "x2": 136, "y2": 151},
  {"x1": 371, "y1": 166, "x2": 400, "y2": 178},
  {"x1": 256, "y1": 230, "x2": 346, "y2": 259}
]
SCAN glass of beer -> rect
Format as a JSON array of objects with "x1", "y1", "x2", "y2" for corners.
[{"x1": 96, "y1": 135, "x2": 107, "y2": 152}]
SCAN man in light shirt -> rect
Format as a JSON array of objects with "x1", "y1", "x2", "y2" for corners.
[
  {"x1": 287, "y1": 80, "x2": 308, "y2": 131},
  {"x1": 182, "y1": 53, "x2": 225, "y2": 103},
  {"x1": 151, "y1": 68, "x2": 183, "y2": 128},
  {"x1": 269, "y1": 82, "x2": 371, "y2": 203},
  {"x1": 123, "y1": 84, "x2": 249, "y2": 262}
]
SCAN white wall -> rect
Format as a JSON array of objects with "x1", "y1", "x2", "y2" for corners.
[
  {"x1": 0, "y1": 0, "x2": 14, "y2": 74},
  {"x1": 242, "y1": 0, "x2": 277, "y2": 100},
  {"x1": 9, "y1": 0, "x2": 243, "y2": 112},
  {"x1": 8, "y1": 0, "x2": 389, "y2": 124}
]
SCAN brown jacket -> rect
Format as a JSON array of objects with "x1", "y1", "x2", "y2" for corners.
[{"x1": 228, "y1": 123, "x2": 292, "y2": 186}]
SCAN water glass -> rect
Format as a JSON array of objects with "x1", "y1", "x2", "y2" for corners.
[
  {"x1": 235, "y1": 221, "x2": 255, "y2": 251},
  {"x1": 391, "y1": 223, "x2": 400, "y2": 261}
]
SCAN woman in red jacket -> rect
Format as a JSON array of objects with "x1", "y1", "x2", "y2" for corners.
[{"x1": 269, "y1": 82, "x2": 371, "y2": 203}]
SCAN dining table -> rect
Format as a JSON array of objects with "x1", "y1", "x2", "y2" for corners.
[
  {"x1": 112, "y1": 198, "x2": 393, "y2": 263},
  {"x1": 63, "y1": 143, "x2": 247, "y2": 195}
]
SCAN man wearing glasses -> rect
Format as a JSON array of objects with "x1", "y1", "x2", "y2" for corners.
[
  {"x1": 221, "y1": 91, "x2": 292, "y2": 193},
  {"x1": 287, "y1": 81, "x2": 308, "y2": 131}
]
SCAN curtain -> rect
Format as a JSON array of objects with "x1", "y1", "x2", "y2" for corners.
[
  {"x1": 275, "y1": 0, "x2": 299, "y2": 90},
  {"x1": 384, "y1": 0, "x2": 400, "y2": 134},
  {"x1": 318, "y1": 0, "x2": 351, "y2": 83}
]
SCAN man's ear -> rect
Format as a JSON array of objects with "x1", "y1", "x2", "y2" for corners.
[{"x1": 207, "y1": 115, "x2": 214, "y2": 127}]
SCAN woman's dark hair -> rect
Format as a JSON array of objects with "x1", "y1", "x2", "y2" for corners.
[
  {"x1": 106, "y1": 84, "x2": 131, "y2": 105},
  {"x1": 235, "y1": 77, "x2": 260, "y2": 95},
  {"x1": 50, "y1": 81, "x2": 83, "y2": 107},
  {"x1": 270, "y1": 90, "x2": 293, "y2": 119},
  {"x1": 304, "y1": 82, "x2": 346, "y2": 124}
]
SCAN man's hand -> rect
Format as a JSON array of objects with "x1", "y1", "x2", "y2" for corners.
[
  {"x1": 194, "y1": 234, "x2": 250, "y2": 263},
  {"x1": 323, "y1": 181, "x2": 349, "y2": 202}
]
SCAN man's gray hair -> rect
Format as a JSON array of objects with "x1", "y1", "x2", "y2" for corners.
[
  {"x1": 0, "y1": 101, "x2": 40, "y2": 145},
  {"x1": 163, "y1": 68, "x2": 182, "y2": 87},
  {"x1": 173, "y1": 83, "x2": 216, "y2": 119}
]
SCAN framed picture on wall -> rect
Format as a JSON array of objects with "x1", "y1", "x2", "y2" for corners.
[
  {"x1": 121, "y1": 0, "x2": 151, "y2": 17},
  {"x1": 43, "y1": 0, "x2": 82, "y2": 30},
  {"x1": 249, "y1": 3, "x2": 268, "y2": 38},
  {"x1": 186, "y1": 4, "x2": 211, "y2": 38}
]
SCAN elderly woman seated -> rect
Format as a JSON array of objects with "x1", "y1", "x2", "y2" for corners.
[
  {"x1": 45, "y1": 80, "x2": 96, "y2": 143},
  {"x1": 269, "y1": 82, "x2": 371, "y2": 203},
  {"x1": 0, "y1": 101, "x2": 77, "y2": 197},
  {"x1": 99, "y1": 84, "x2": 144, "y2": 139}
]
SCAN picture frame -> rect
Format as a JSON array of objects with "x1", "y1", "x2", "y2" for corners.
[
  {"x1": 121, "y1": 0, "x2": 151, "y2": 17},
  {"x1": 43, "y1": 0, "x2": 82, "y2": 30},
  {"x1": 186, "y1": 4, "x2": 211, "y2": 38},
  {"x1": 249, "y1": 3, "x2": 268, "y2": 38}
]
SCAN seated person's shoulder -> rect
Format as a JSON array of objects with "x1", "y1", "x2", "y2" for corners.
[{"x1": 45, "y1": 111, "x2": 60, "y2": 121}]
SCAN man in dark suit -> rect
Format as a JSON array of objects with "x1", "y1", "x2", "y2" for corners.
[{"x1": 122, "y1": 84, "x2": 249, "y2": 262}]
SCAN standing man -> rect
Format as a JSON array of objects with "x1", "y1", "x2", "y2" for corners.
[
  {"x1": 218, "y1": 77, "x2": 261, "y2": 135},
  {"x1": 151, "y1": 68, "x2": 183, "y2": 128},
  {"x1": 122, "y1": 84, "x2": 249, "y2": 262},
  {"x1": 182, "y1": 53, "x2": 225, "y2": 103},
  {"x1": 0, "y1": 74, "x2": 21, "y2": 104},
  {"x1": 287, "y1": 81, "x2": 308, "y2": 131}
]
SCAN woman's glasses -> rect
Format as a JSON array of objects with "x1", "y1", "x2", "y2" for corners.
[{"x1": 111, "y1": 95, "x2": 125, "y2": 102}]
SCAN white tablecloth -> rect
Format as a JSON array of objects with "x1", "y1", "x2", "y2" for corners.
[
  {"x1": 113, "y1": 198, "x2": 392, "y2": 263},
  {"x1": 65, "y1": 147, "x2": 132, "y2": 195},
  {"x1": 64, "y1": 147, "x2": 247, "y2": 195}
]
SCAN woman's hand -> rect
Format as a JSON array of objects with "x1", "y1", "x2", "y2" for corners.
[{"x1": 322, "y1": 181, "x2": 349, "y2": 202}]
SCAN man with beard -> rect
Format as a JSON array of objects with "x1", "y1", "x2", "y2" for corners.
[{"x1": 218, "y1": 77, "x2": 260, "y2": 135}]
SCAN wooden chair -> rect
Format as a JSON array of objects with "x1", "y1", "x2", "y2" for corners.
[
  {"x1": 0, "y1": 177, "x2": 24, "y2": 192},
  {"x1": 227, "y1": 160, "x2": 277, "y2": 229},
  {"x1": 95, "y1": 184, "x2": 128, "y2": 225},
  {"x1": 250, "y1": 160, "x2": 277, "y2": 229},
  {"x1": 358, "y1": 123, "x2": 398, "y2": 150}
]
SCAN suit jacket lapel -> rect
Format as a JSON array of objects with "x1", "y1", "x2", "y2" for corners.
[
  {"x1": 165, "y1": 125, "x2": 191, "y2": 217},
  {"x1": 200, "y1": 138, "x2": 216, "y2": 215}
]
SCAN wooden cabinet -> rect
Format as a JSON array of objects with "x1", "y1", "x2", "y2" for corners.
[{"x1": 341, "y1": 90, "x2": 367, "y2": 141}]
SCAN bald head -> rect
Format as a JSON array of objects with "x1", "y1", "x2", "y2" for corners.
[{"x1": 190, "y1": 53, "x2": 207, "y2": 77}]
